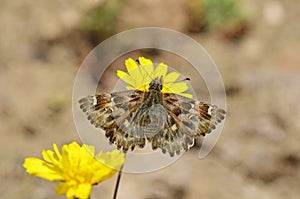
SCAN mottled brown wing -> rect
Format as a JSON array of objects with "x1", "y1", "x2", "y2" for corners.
[
  {"x1": 79, "y1": 90, "x2": 147, "y2": 151},
  {"x1": 149, "y1": 93, "x2": 226, "y2": 156}
]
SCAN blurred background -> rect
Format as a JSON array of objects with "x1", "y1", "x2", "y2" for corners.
[{"x1": 1, "y1": 0, "x2": 300, "y2": 198}]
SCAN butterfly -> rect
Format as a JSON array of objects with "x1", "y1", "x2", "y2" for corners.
[{"x1": 79, "y1": 76, "x2": 226, "y2": 157}]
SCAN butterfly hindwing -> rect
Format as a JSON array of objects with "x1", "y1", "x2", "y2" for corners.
[
  {"x1": 163, "y1": 93, "x2": 226, "y2": 135},
  {"x1": 147, "y1": 93, "x2": 225, "y2": 156}
]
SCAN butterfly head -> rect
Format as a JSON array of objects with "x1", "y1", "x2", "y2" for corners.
[{"x1": 149, "y1": 76, "x2": 163, "y2": 91}]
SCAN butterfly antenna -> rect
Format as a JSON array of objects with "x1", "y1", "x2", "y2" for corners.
[
  {"x1": 135, "y1": 59, "x2": 155, "y2": 82},
  {"x1": 163, "y1": 76, "x2": 191, "y2": 86}
]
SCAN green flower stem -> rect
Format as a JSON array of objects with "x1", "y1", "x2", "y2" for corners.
[{"x1": 113, "y1": 154, "x2": 126, "y2": 199}]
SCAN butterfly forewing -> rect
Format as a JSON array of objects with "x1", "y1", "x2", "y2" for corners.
[{"x1": 79, "y1": 90, "x2": 147, "y2": 151}]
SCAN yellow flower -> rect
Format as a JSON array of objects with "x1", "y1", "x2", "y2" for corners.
[
  {"x1": 23, "y1": 142, "x2": 125, "y2": 199},
  {"x1": 117, "y1": 57, "x2": 193, "y2": 98}
]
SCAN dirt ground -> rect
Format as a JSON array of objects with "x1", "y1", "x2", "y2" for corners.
[{"x1": 1, "y1": 0, "x2": 300, "y2": 198}]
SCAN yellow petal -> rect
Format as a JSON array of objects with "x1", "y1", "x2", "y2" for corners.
[
  {"x1": 139, "y1": 57, "x2": 153, "y2": 69},
  {"x1": 139, "y1": 57, "x2": 154, "y2": 80},
  {"x1": 116, "y1": 70, "x2": 135, "y2": 87},
  {"x1": 125, "y1": 58, "x2": 146, "y2": 87},
  {"x1": 61, "y1": 144, "x2": 77, "y2": 169},
  {"x1": 66, "y1": 186, "x2": 76, "y2": 199},
  {"x1": 23, "y1": 158, "x2": 63, "y2": 181},
  {"x1": 42, "y1": 150, "x2": 55, "y2": 163},
  {"x1": 137, "y1": 84, "x2": 149, "y2": 91},
  {"x1": 53, "y1": 144, "x2": 62, "y2": 160},
  {"x1": 168, "y1": 82, "x2": 189, "y2": 93},
  {"x1": 82, "y1": 144, "x2": 95, "y2": 157},
  {"x1": 96, "y1": 149, "x2": 125, "y2": 170},
  {"x1": 164, "y1": 71, "x2": 180, "y2": 83},
  {"x1": 126, "y1": 85, "x2": 136, "y2": 90},
  {"x1": 68, "y1": 140, "x2": 81, "y2": 151},
  {"x1": 92, "y1": 167, "x2": 114, "y2": 183},
  {"x1": 56, "y1": 182, "x2": 68, "y2": 195},
  {"x1": 74, "y1": 184, "x2": 92, "y2": 199},
  {"x1": 129, "y1": 67, "x2": 147, "y2": 88},
  {"x1": 66, "y1": 192, "x2": 75, "y2": 199},
  {"x1": 154, "y1": 62, "x2": 168, "y2": 78},
  {"x1": 125, "y1": 58, "x2": 139, "y2": 74},
  {"x1": 179, "y1": 93, "x2": 193, "y2": 98}
]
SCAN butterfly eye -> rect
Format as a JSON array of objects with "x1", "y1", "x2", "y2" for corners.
[{"x1": 159, "y1": 84, "x2": 162, "y2": 90}]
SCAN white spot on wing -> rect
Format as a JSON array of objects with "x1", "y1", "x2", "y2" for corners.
[
  {"x1": 92, "y1": 96, "x2": 97, "y2": 105},
  {"x1": 208, "y1": 106, "x2": 213, "y2": 116},
  {"x1": 123, "y1": 119, "x2": 130, "y2": 128},
  {"x1": 171, "y1": 124, "x2": 177, "y2": 131}
]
